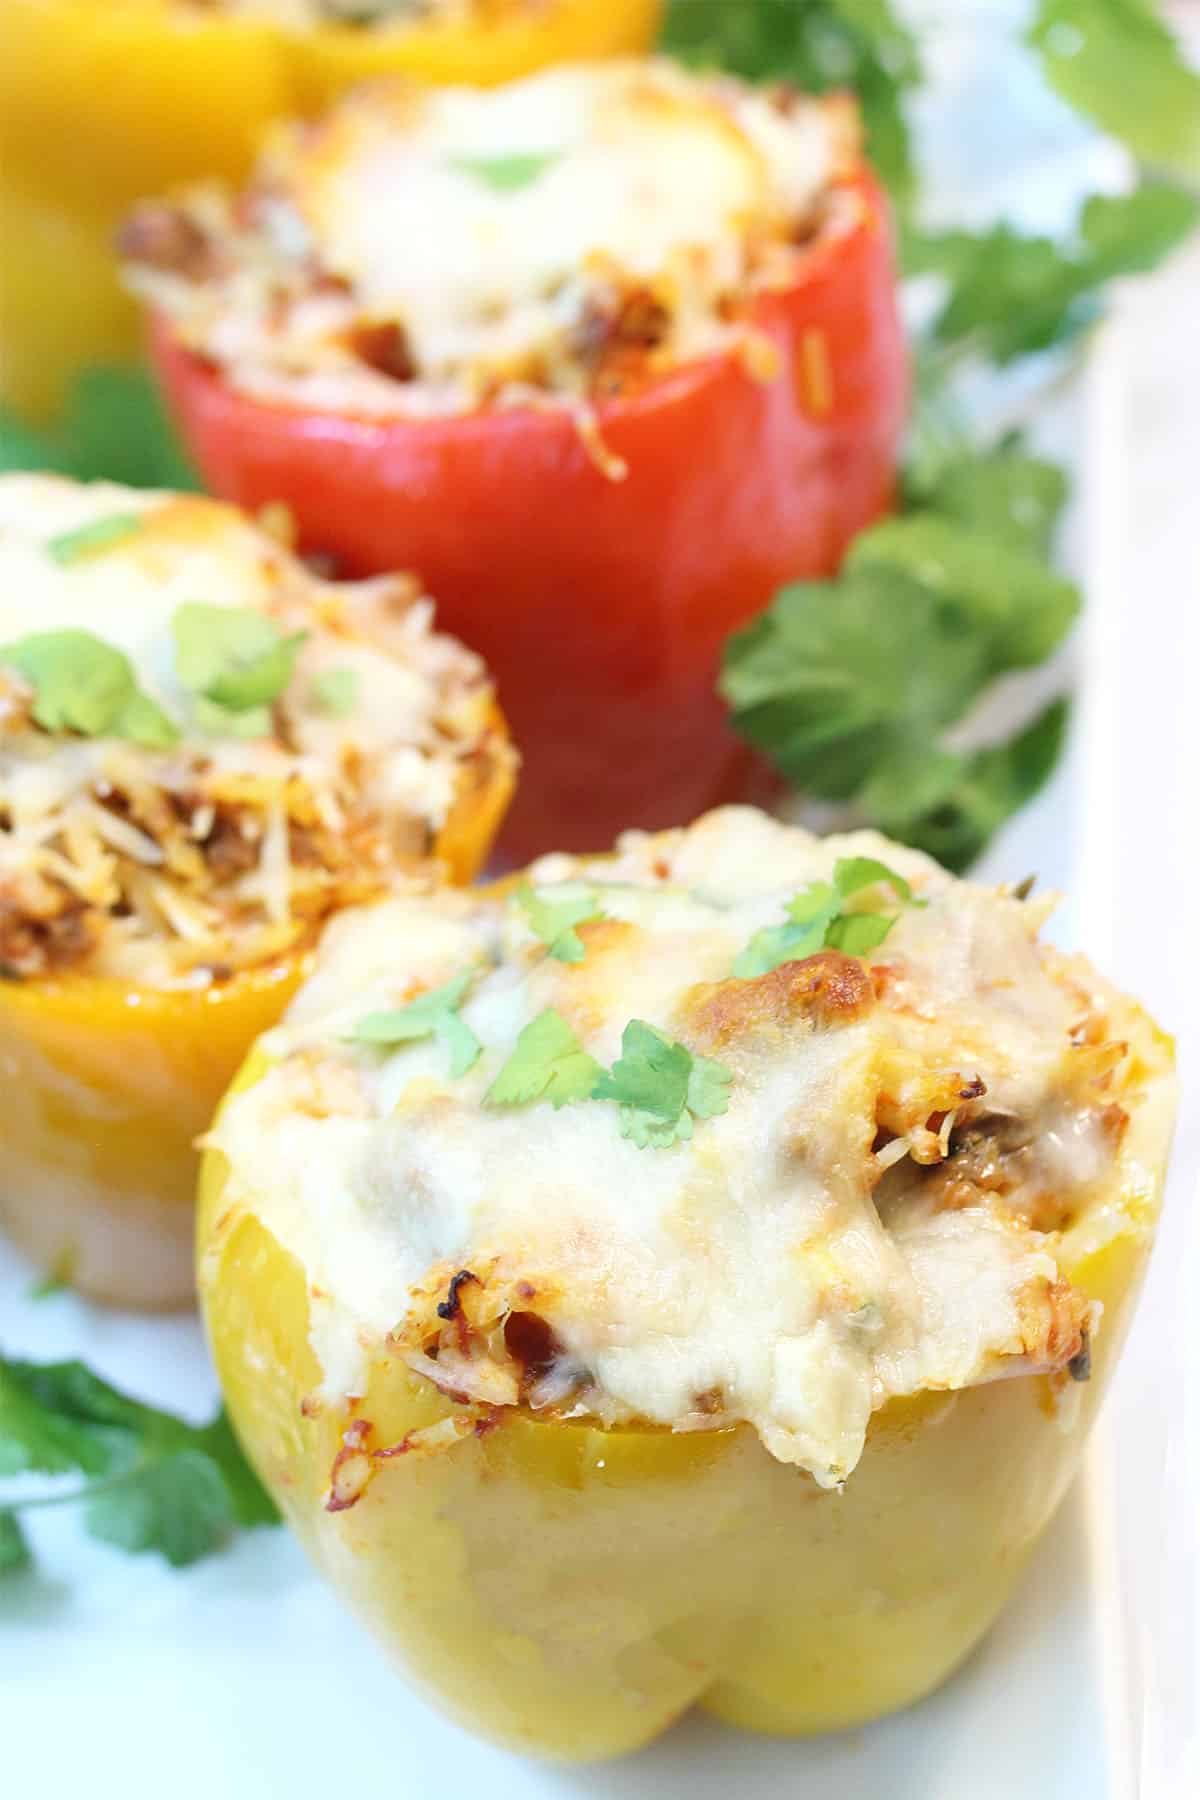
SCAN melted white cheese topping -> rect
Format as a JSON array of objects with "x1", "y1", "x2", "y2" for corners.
[
  {"x1": 131, "y1": 60, "x2": 849, "y2": 416},
  {"x1": 211, "y1": 808, "x2": 1159, "y2": 1484}
]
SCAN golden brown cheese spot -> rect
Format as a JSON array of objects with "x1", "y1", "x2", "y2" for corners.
[{"x1": 684, "y1": 950, "x2": 874, "y2": 1057}]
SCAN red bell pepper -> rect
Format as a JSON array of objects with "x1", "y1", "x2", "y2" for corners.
[{"x1": 152, "y1": 167, "x2": 906, "y2": 860}]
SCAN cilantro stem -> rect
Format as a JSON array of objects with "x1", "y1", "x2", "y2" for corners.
[{"x1": 0, "y1": 1461, "x2": 154, "y2": 1516}]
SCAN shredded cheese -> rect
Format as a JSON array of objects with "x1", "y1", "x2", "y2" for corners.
[{"x1": 0, "y1": 476, "x2": 509, "y2": 986}]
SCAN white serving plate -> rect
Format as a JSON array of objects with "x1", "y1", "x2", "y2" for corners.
[{"x1": 3, "y1": 305, "x2": 1197, "y2": 1797}]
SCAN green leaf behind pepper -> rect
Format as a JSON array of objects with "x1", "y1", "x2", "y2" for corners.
[{"x1": 0, "y1": 1355, "x2": 278, "y2": 1576}]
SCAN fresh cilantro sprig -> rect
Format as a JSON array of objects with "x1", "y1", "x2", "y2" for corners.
[
  {"x1": 908, "y1": 180, "x2": 1199, "y2": 367},
  {"x1": 350, "y1": 971, "x2": 482, "y2": 1078},
  {"x1": 484, "y1": 1005, "x2": 733, "y2": 1149},
  {"x1": 485, "y1": 1008, "x2": 603, "y2": 1109},
  {"x1": 1, "y1": 629, "x2": 179, "y2": 749},
  {"x1": 515, "y1": 882, "x2": 606, "y2": 964},
  {"x1": 735, "y1": 856, "x2": 916, "y2": 978},
  {"x1": 592, "y1": 1020, "x2": 733, "y2": 1149},
  {"x1": 0, "y1": 1354, "x2": 277, "y2": 1577},
  {"x1": 719, "y1": 439, "x2": 1079, "y2": 871}
]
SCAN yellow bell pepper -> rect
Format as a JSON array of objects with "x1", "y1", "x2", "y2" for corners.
[
  {"x1": 0, "y1": 0, "x2": 663, "y2": 422},
  {"x1": 196, "y1": 992, "x2": 1175, "y2": 1758},
  {"x1": 0, "y1": 725, "x2": 513, "y2": 1311}
]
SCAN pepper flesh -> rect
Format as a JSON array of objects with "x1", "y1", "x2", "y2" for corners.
[
  {"x1": 0, "y1": 718, "x2": 513, "y2": 1309},
  {"x1": 151, "y1": 167, "x2": 906, "y2": 861},
  {"x1": 196, "y1": 1021, "x2": 1174, "y2": 1758},
  {"x1": 0, "y1": 0, "x2": 662, "y2": 421}
]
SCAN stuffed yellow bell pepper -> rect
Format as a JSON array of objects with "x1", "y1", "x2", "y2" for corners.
[
  {"x1": 0, "y1": 0, "x2": 662, "y2": 421},
  {"x1": 0, "y1": 473, "x2": 514, "y2": 1308},
  {"x1": 198, "y1": 806, "x2": 1175, "y2": 1758}
]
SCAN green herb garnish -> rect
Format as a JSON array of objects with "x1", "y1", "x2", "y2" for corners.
[
  {"x1": 663, "y1": 0, "x2": 922, "y2": 203},
  {"x1": 592, "y1": 1019, "x2": 732, "y2": 1150},
  {"x1": 1028, "y1": 0, "x2": 1200, "y2": 174},
  {"x1": 0, "y1": 1354, "x2": 277, "y2": 1577},
  {"x1": 485, "y1": 1008, "x2": 603, "y2": 1110},
  {"x1": 448, "y1": 151, "x2": 562, "y2": 193},
  {"x1": 516, "y1": 882, "x2": 606, "y2": 964},
  {"x1": 172, "y1": 604, "x2": 307, "y2": 715},
  {"x1": 719, "y1": 442, "x2": 1081, "y2": 874},
  {"x1": 0, "y1": 629, "x2": 179, "y2": 747},
  {"x1": 908, "y1": 181, "x2": 1199, "y2": 366},
  {"x1": 350, "y1": 971, "x2": 482, "y2": 1078},
  {"x1": 46, "y1": 512, "x2": 142, "y2": 566},
  {"x1": 308, "y1": 667, "x2": 359, "y2": 719},
  {"x1": 0, "y1": 365, "x2": 199, "y2": 490},
  {"x1": 735, "y1": 856, "x2": 915, "y2": 979}
]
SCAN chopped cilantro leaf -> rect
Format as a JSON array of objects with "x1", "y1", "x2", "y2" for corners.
[
  {"x1": 0, "y1": 629, "x2": 179, "y2": 747},
  {"x1": 194, "y1": 696, "x2": 274, "y2": 740},
  {"x1": 735, "y1": 857, "x2": 915, "y2": 978},
  {"x1": 592, "y1": 1019, "x2": 732, "y2": 1150},
  {"x1": 350, "y1": 970, "x2": 482, "y2": 1078},
  {"x1": 172, "y1": 604, "x2": 307, "y2": 714},
  {"x1": 448, "y1": 151, "x2": 562, "y2": 193},
  {"x1": 484, "y1": 1008, "x2": 603, "y2": 1110},
  {"x1": 0, "y1": 1354, "x2": 277, "y2": 1575},
  {"x1": 308, "y1": 667, "x2": 359, "y2": 719},
  {"x1": 516, "y1": 882, "x2": 606, "y2": 963},
  {"x1": 46, "y1": 512, "x2": 142, "y2": 566}
]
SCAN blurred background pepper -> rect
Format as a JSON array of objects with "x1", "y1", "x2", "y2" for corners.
[{"x1": 0, "y1": 0, "x2": 662, "y2": 422}]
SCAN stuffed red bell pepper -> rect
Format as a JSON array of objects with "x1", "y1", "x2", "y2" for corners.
[{"x1": 128, "y1": 58, "x2": 907, "y2": 858}]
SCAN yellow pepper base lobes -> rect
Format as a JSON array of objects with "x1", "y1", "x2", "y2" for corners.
[
  {"x1": 197, "y1": 1020, "x2": 1173, "y2": 1758},
  {"x1": 0, "y1": 731, "x2": 512, "y2": 1309},
  {"x1": 0, "y1": 0, "x2": 663, "y2": 422}
]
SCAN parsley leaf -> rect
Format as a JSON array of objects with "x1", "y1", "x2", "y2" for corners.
[
  {"x1": 350, "y1": 970, "x2": 482, "y2": 1078},
  {"x1": 735, "y1": 855, "x2": 914, "y2": 977},
  {"x1": 0, "y1": 629, "x2": 180, "y2": 747},
  {"x1": 46, "y1": 512, "x2": 143, "y2": 566},
  {"x1": 515, "y1": 882, "x2": 606, "y2": 963},
  {"x1": 1028, "y1": 0, "x2": 1200, "y2": 174},
  {"x1": 308, "y1": 667, "x2": 359, "y2": 719},
  {"x1": 485, "y1": 1008, "x2": 603, "y2": 1110},
  {"x1": 662, "y1": 0, "x2": 922, "y2": 201},
  {"x1": 592, "y1": 1020, "x2": 733, "y2": 1149},
  {"x1": 448, "y1": 151, "x2": 562, "y2": 193},
  {"x1": 0, "y1": 1355, "x2": 277, "y2": 1576},
  {"x1": 173, "y1": 604, "x2": 307, "y2": 714}
]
